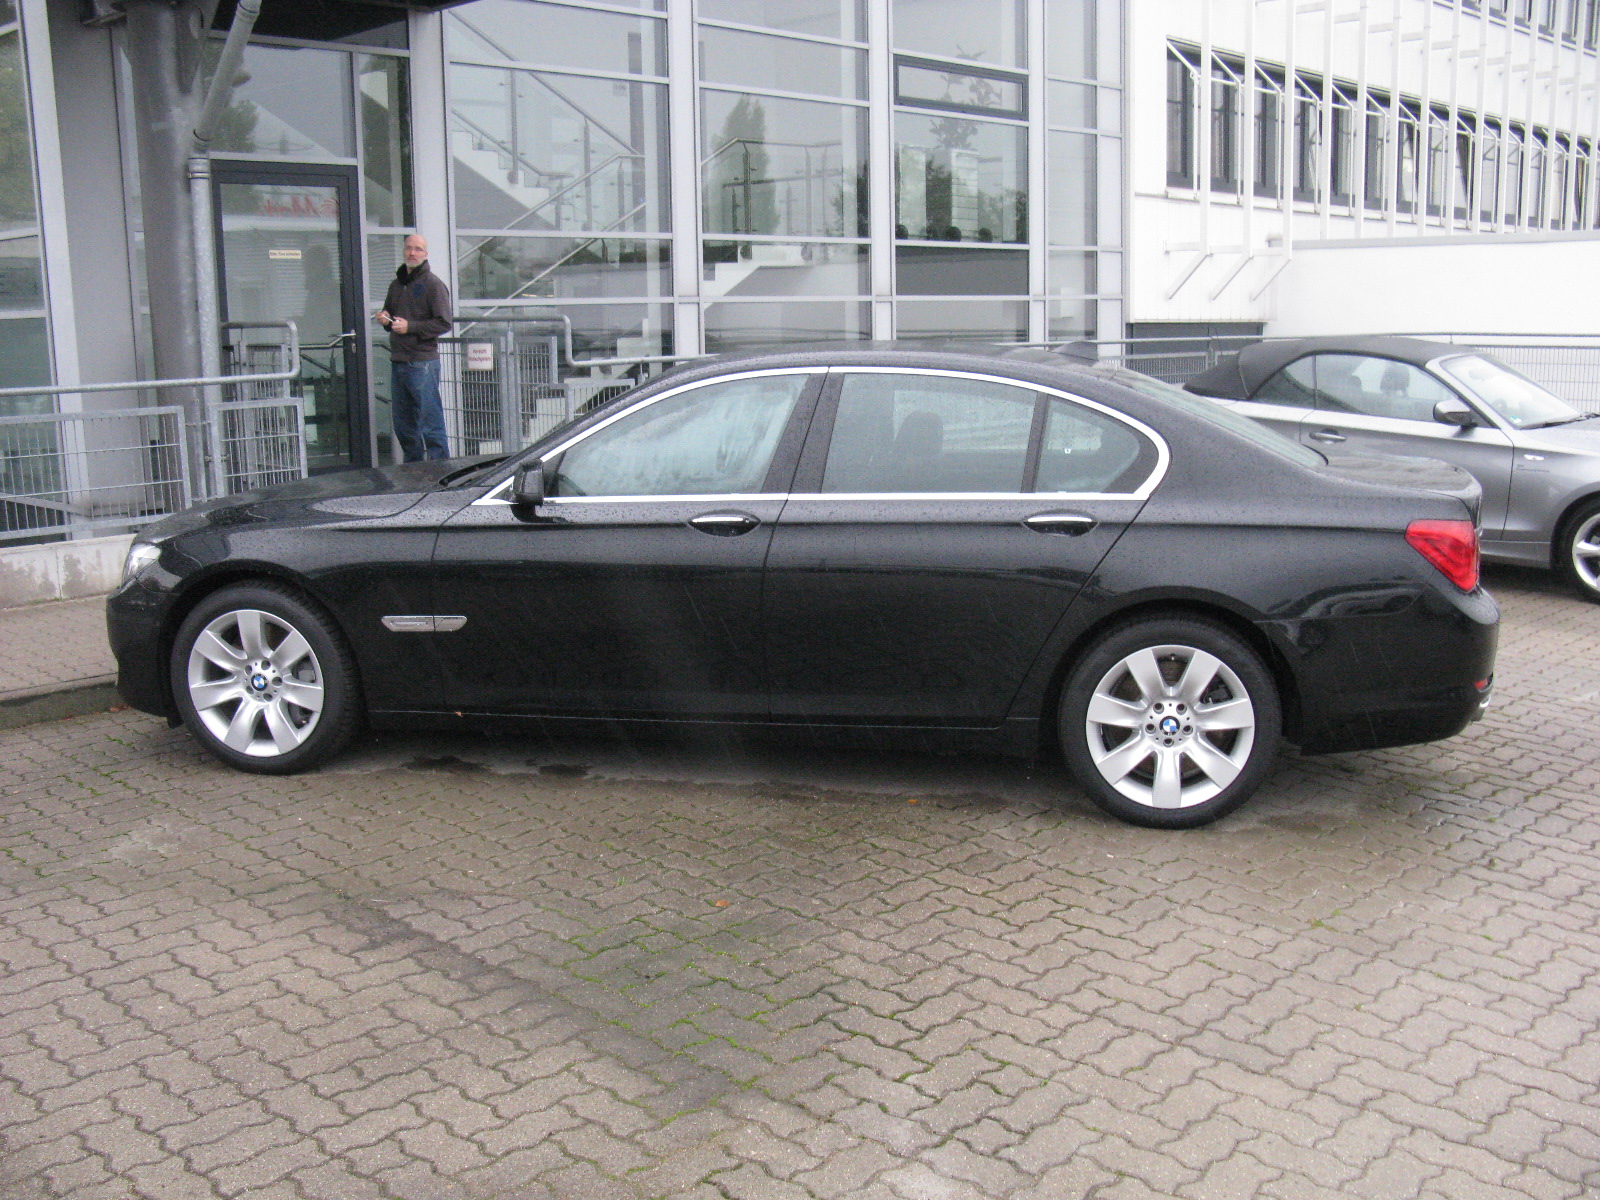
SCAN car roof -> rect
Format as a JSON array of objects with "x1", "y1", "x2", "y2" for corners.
[{"x1": 1184, "y1": 336, "x2": 1469, "y2": 399}]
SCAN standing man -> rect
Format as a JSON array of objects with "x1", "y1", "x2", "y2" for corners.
[{"x1": 375, "y1": 234, "x2": 453, "y2": 461}]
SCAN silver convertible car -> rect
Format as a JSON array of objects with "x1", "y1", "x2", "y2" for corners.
[{"x1": 1185, "y1": 337, "x2": 1600, "y2": 601}]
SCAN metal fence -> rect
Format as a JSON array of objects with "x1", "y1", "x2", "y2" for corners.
[
  {"x1": 209, "y1": 399, "x2": 308, "y2": 495},
  {"x1": 0, "y1": 322, "x2": 307, "y2": 546},
  {"x1": 0, "y1": 406, "x2": 190, "y2": 544},
  {"x1": 432, "y1": 329, "x2": 641, "y2": 459}
]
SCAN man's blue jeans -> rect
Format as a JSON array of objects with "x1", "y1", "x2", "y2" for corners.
[{"x1": 392, "y1": 359, "x2": 448, "y2": 462}]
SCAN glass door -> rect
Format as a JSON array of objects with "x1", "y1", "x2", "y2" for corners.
[{"x1": 213, "y1": 162, "x2": 370, "y2": 471}]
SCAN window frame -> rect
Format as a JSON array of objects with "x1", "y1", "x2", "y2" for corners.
[
  {"x1": 475, "y1": 368, "x2": 824, "y2": 503},
  {"x1": 792, "y1": 367, "x2": 1170, "y2": 500}
]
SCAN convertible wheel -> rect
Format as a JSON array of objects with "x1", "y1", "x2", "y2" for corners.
[
  {"x1": 171, "y1": 583, "x2": 360, "y2": 774},
  {"x1": 1059, "y1": 617, "x2": 1282, "y2": 828},
  {"x1": 1559, "y1": 500, "x2": 1600, "y2": 602}
]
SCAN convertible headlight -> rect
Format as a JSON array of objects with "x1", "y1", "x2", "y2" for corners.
[{"x1": 123, "y1": 541, "x2": 162, "y2": 581}]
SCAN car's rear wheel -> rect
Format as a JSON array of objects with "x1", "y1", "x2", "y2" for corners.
[
  {"x1": 1558, "y1": 499, "x2": 1600, "y2": 602},
  {"x1": 171, "y1": 583, "x2": 359, "y2": 774},
  {"x1": 1059, "y1": 616, "x2": 1281, "y2": 828}
]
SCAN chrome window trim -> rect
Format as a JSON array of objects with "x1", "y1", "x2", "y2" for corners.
[
  {"x1": 473, "y1": 368, "x2": 823, "y2": 506},
  {"x1": 473, "y1": 366, "x2": 1171, "y2": 505}
]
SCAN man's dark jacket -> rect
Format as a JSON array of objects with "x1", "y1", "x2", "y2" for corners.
[{"x1": 383, "y1": 261, "x2": 453, "y2": 362}]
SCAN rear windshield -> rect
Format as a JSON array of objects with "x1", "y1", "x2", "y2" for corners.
[{"x1": 1081, "y1": 364, "x2": 1326, "y2": 467}]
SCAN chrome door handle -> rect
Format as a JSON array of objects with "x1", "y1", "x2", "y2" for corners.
[
  {"x1": 1024, "y1": 512, "x2": 1097, "y2": 536},
  {"x1": 689, "y1": 512, "x2": 760, "y2": 536},
  {"x1": 1308, "y1": 429, "x2": 1347, "y2": 444}
]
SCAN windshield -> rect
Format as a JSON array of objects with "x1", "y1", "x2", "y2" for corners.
[
  {"x1": 1083, "y1": 364, "x2": 1327, "y2": 467},
  {"x1": 1434, "y1": 354, "x2": 1585, "y2": 429}
]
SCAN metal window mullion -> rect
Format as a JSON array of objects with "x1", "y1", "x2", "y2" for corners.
[
  {"x1": 668, "y1": 0, "x2": 699, "y2": 353},
  {"x1": 1320, "y1": 2, "x2": 1334, "y2": 237},
  {"x1": 868, "y1": 0, "x2": 892, "y2": 337},
  {"x1": 413, "y1": 11, "x2": 453, "y2": 285},
  {"x1": 1027, "y1": 0, "x2": 1044, "y2": 343},
  {"x1": 19, "y1": 0, "x2": 80, "y2": 416}
]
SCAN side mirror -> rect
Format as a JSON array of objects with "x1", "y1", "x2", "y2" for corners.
[
  {"x1": 1434, "y1": 398, "x2": 1479, "y2": 428},
  {"x1": 512, "y1": 461, "x2": 548, "y2": 506}
]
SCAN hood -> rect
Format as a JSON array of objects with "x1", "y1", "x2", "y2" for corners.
[
  {"x1": 1317, "y1": 453, "x2": 1483, "y2": 523},
  {"x1": 138, "y1": 456, "x2": 501, "y2": 540},
  {"x1": 1509, "y1": 413, "x2": 1600, "y2": 454}
]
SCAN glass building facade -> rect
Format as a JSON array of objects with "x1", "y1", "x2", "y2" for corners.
[
  {"x1": 0, "y1": 0, "x2": 50, "y2": 410},
  {"x1": 195, "y1": 0, "x2": 1123, "y2": 395}
]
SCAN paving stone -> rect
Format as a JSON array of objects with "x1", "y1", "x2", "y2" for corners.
[{"x1": 2, "y1": 572, "x2": 1598, "y2": 1199}]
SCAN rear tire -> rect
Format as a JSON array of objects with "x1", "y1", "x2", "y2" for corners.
[
  {"x1": 1558, "y1": 499, "x2": 1600, "y2": 602},
  {"x1": 1058, "y1": 616, "x2": 1281, "y2": 828},
  {"x1": 171, "y1": 583, "x2": 360, "y2": 774}
]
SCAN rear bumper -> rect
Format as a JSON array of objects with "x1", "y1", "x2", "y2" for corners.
[{"x1": 1265, "y1": 584, "x2": 1499, "y2": 755}]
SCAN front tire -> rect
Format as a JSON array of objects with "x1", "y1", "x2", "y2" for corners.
[
  {"x1": 1558, "y1": 499, "x2": 1600, "y2": 602},
  {"x1": 170, "y1": 583, "x2": 360, "y2": 774},
  {"x1": 1059, "y1": 616, "x2": 1281, "y2": 828}
]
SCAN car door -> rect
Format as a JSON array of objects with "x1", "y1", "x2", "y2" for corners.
[
  {"x1": 762, "y1": 369, "x2": 1163, "y2": 726},
  {"x1": 1293, "y1": 353, "x2": 1514, "y2": 534},
  {"x1": 430, "y1": 370, "x2": 820, "y2": 719}
]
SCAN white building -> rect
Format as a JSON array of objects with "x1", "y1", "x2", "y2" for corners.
[{"x1": 1133, "y1": 0, "x2": 1600, "y2": 338}]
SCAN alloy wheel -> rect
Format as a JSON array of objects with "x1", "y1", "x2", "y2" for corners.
[
  {"x1": 1083, "y1": 643, "x2": 1257, "y2": 810},
  {"x1": 185, "y1": 607, "x2": 326, "y2": 757}
]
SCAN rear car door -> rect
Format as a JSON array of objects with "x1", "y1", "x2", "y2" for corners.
[
  {"x1": 1294, "y1": 353, "x2": 1514, "y2": 534},
  {"x1": 762, "y1": 369, "x2": 1164, "y2": 726},
  {"x1": 430, "y1": 370, "x2": 819, "y2": 719}
]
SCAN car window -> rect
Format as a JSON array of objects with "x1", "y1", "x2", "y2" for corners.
[
  {"x1": 1036, "y1": 397, "x2": 1154, "y2": 493},
  {"x1": 1254, "y1": 357, "x2": 1318, "y2": 408},
  {"x1": 821, "y1": 373, "x2": 1038, "y2": 494},
  {"x1": 553, "y1": 373, "x2": 809, "y2": 497},
  {"x1": 1309, "y1": 354, "x2": 1457, "y2": 421}
]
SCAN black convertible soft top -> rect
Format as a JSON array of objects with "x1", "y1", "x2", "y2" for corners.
[{"x1": 1183, "y1": 336, "x2": 1466, "y2": 399}]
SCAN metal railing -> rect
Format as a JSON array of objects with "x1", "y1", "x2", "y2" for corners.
[
  {"x1": 430, "y1": 326, "x2": 646, "y2": 459},
  {"x1": 0, "y1": 406, "x2": 190, "y2": 544},
  {"x1": 0, "y1": 321, "x2": 305, "y2": 544}
]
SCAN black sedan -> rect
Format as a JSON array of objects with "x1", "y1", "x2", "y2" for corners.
[{"x1": 108, "y1": 345, "x2": 1497, "y2": 828}]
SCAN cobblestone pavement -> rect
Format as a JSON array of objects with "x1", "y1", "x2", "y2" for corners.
[{"x1": 1, "y1": 567, "x2": 1598, "y2": 1200}]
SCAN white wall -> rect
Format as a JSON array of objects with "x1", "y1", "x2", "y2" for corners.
[{"x1": 1268, "y1": 234, "x2": 1600, "y2": 335}]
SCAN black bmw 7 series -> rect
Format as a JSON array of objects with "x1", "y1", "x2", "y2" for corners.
[{"x1": 107, "y1": 345, "x2": 1498, "y2": 827}]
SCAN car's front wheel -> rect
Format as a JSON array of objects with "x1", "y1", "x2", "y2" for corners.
[
  {"x1": 1059, "y1": 616, "x2": 1282, "y2": 828},
  {"x1": 1558, "y1": 498, "x2": 1600, "y2": 602},
  {"x1": 170, "y1": 583, "x2": 360, "y2": 773}
]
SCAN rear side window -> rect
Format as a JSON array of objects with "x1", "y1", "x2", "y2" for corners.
[
  {"x1": 1037, "y1": 398, "x2": 1155, "y2": 493},
  {"x1": 821, "y1": 373, "x2": 1036, "y2": 493}
]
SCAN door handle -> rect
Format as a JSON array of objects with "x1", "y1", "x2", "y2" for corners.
[
  {"x1": 689, "y1": 511, "x2": 760, "y2": 536},
  {"x1": 1308, "y1": 429, "x2": 1347, "y2": 444},
  {"x1": 1024, "y1": 512, "x2": 1097, "y2": 536}
]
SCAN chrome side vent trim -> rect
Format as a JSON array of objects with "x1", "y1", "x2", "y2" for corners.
[{"x1": 381, "y1": 615, "x2": 468, "y2": 633}]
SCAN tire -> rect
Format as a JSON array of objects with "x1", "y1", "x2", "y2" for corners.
[
  {"x1": 1058, "y1": 616, "x2": 1282, "y2": 829},
  {"x1": 170, "y1": 583, "x2": 360, "y2": 774},
  {"x1": 1558, "y1": 499, "x2": 1600, "y2": 603}
]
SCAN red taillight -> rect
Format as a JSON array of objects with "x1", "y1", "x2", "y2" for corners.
[{"x1": 1405, "y1": 519, "x2": 1480, "y2": 591}]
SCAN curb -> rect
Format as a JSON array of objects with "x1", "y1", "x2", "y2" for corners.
[{"x1": 0, "y1": 677, "x2": 123, "y2": 731}]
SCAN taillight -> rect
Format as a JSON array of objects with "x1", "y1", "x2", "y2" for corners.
[{"x1": 1405, "y1": 519, "x2": 1479, "y2": 591}]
